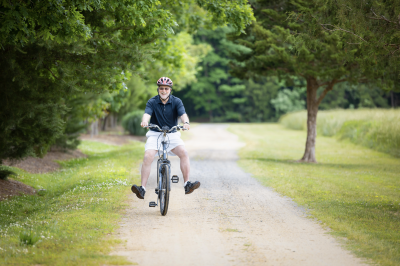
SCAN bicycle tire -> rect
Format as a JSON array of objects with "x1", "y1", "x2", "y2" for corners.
[
  {"x1": 156, "y1": 159, "x2": 160, "y2": 185},
  {"x1": 159, "y1": 165, "x2": 170, "y2": 216}
]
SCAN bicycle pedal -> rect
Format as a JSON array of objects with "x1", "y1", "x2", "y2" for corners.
[
  {"x1": 155, "y1": 188, "x2": 159, "y2": 194},
  {"x1": 149, "y1": 201, "x2": 157, "y2": 207},
  {"x1": 172, "y1": 175, "x2": 179, "y2": 183}
]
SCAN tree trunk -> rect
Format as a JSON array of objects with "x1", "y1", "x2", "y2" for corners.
[
  {"x1": 108, "y1": 114, "x2": 114, "y2": 128},
  {"x1": 91, "y1": 119, "x2": 99, "y2": 137},
  {"x1": 299, "y1": 77, "x2": 338, "y2": 162},
  {"x1": 102, "y1": 115, "x2": 108, "y2": 131},
  {"x1": 300, "y1": 77, "x2": 319, "y2": 163},
  {"x1": 113, "y1": 114, "x2": 118, "y2": 128}
]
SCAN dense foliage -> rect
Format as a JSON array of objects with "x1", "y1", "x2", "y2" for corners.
[
  {"x1": 318, "y1": 0, "x2": 400, "y2": 90},
  {"x1": 1, "y1": 0, "x2": 399, "y2": 166},
  {"x1": 175, "y1": 26, "x2": 395, "y2": 123},
  {"x1": 122, "y1": 111, "x2": 148, "y2": 136},
  {"x1": 175, "y1": 27, "x2": 249, "y2": 122},
  {"x1": 228, "y1": 0, "x2": 391, "y2": 162},
  {"x1": 175, "y1": 28, "x2": 304, "y2": 122},
  {"x1": 0, "y1": 0, "x2": 254, "y2": 164}
]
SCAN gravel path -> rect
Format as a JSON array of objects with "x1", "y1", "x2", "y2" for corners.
[{"x1": 111, "y1": 124, "x2": 366, "y2": 266}]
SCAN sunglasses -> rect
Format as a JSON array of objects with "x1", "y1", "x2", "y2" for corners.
[{"x1": 158, "y1": 87, "x2": 171, "y2": 91}]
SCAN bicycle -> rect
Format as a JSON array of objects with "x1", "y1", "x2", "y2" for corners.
[{"x1": 144, "y1": 124, "x2": 186, "y2": 216}]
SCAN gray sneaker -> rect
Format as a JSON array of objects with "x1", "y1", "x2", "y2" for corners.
[
  {"x1": 131, "y1": 185, "x2": 145, "y2": 199},
  {"x1": 184, "y1": 181, "x2": 200, "y2": 195}
]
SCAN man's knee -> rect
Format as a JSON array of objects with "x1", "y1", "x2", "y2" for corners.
[
  {"x1": 143, "y1": 151, "x2": 156, "y2": 164},
  {"x1": 175, "y1": 147, "x2": 189, "y2": 158}
]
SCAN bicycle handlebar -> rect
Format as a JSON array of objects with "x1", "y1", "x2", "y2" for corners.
[{"x1": 144, "y1": 124, "x2": 187, "y2": 132}]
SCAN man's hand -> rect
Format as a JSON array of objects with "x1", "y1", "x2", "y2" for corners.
[
  {"x1": 181, "y1": 114, "x2": 190, "y2": 130},
  {"x1": 141, "y1": 113, "x2": 151, "y2": 128},
  {"x1": 141, "y1": 121, "x2": 149, "y2": 128}
]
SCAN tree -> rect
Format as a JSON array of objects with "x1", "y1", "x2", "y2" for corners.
[
  {"x1": 118, "y1": 76, "x2": 153, "y2": 120},
  {"x1": 315, "y1": 1, "x2": 400, "y2": 91},
  {"x1": 0, "y1": 0, "x2": 168, "y2": 163},
  {"x1": 175, "y1": 27, "x2": 254, "y2": 122},
  {"x1": 230, "y1": 0, "x2": 367, "y2": 162},
  {"x1": 0, "y1": 0, "x2": 254, "y2": 164},
  {"x1": 142, "y1": 32, "x2": 212, "y2": 90},
  {"x1": 176, "y1": 27, "x2": 308, "y2": 122},
  {"x1": 235, "y1": 77, "x2": 281, "y2": 122}
]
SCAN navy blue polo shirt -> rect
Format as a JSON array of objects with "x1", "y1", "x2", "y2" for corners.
[{"x1": 144, "y1": 95, "x2": 186, "y2": 132}]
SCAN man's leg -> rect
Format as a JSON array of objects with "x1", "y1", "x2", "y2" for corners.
[
  {"x1": 141, "y1": 149, "x2": 158, "y2": 187},
  {"x1": 132, "y1": 149, "x2": 157, "y2": 199},
  {"x1": 171, "y1": 145, "x2": 200, "y2": 194},
  {"x1": 171, "y1": 145, "x2": 190, "y2": 182}
]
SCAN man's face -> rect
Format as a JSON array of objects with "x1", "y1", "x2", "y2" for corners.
[{"x1": 158, "y1": 85, "x2": 171, "y2": 99}]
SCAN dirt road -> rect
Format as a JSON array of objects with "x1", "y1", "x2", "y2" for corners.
[{"x1": 112, "y1": 124, "x2": 366, "y2": 266}]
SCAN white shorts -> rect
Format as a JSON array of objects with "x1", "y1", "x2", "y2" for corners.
[{"x1": 144, "y1": 130, "x2": 185, "y2": 156}]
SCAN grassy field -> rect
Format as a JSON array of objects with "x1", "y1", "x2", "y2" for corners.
[
  {"x1": 279, "y1": 109, "x2": 400, "y2": 157},
  {"x1": 0, "y1": 141, "x2": 143, "y2": 265},
  {"x1": 229, "y1": 124, "x2": 400, "y2": 266}
]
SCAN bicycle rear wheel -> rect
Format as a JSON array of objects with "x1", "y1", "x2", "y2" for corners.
[{"x1": 159, "y1": 165, "x2": 170, "y2": 216}]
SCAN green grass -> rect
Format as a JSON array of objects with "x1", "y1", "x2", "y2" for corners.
[
  {"x1": 0, "y1": 140, "x2": 143, "y2": 265},
  {"x1": 229, "y1": 123, "x2": 400, "y2": 266},
  {"x1": 280, "y1": 109, "x2": 400, "y2": 157}
]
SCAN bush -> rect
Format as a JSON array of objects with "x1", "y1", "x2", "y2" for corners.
[
  {"x1": 122, "y1": 111, "x2": 147, "y2": 136},
  {"x1": 279, "y1": 109, "x2": 400, "y2": 157}
]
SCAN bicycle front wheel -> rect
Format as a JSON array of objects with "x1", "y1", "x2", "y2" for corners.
[{"x1": 159, "y1": 165, "x2": 170, "y2": 216}]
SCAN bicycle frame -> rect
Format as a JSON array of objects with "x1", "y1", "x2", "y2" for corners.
[{"x1": 156, "y1": 132, "x2": 171, "y2": 203}]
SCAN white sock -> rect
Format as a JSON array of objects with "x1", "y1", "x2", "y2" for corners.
[
  {"x1": 141, "y1": 186, "x2": 146, "y2": 191},
  {"x1": 184, "y1": 181, "x2": 190, "y2": 187}
]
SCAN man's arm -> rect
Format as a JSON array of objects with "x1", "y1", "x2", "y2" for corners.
[
  {"x1": 181, "y1": 113, "x2": 190, "y2": 130},
  {"x1": 141, "y1": 113, "x2": 151, "y2": 127}
]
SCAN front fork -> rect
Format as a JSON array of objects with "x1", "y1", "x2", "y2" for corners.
[{"x1": 156, "y1": 159, "x2": 171, "y2": 196}]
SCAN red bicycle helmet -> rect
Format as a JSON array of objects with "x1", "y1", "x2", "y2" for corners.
[{"x1": 157, "y1": 77, "x2": 173, "y2": 87}]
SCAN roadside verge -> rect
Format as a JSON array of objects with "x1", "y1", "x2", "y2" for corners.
[
  {"x1": 229, "y1": 123, "x2": 400, "y2": 266},
  {"x1": 0, "y1": 141, "x2": 143, "y2": 266}
]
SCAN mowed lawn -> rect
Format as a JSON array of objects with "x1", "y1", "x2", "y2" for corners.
[
  {"x1": 229, "y1": 124, "x2": 400, "y2": 266},
  {"x1": 0, "y1": 141, "x2": 143, "y2": 266}
]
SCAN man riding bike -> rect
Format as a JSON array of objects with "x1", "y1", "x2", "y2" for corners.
[{"x1": 131, "y1": 77, "x2": 201, "y2": 199}]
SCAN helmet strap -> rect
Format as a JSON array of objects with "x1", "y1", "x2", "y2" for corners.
[{"x1": 158, "y1": 92, "x2": 170, "y2": 103}]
